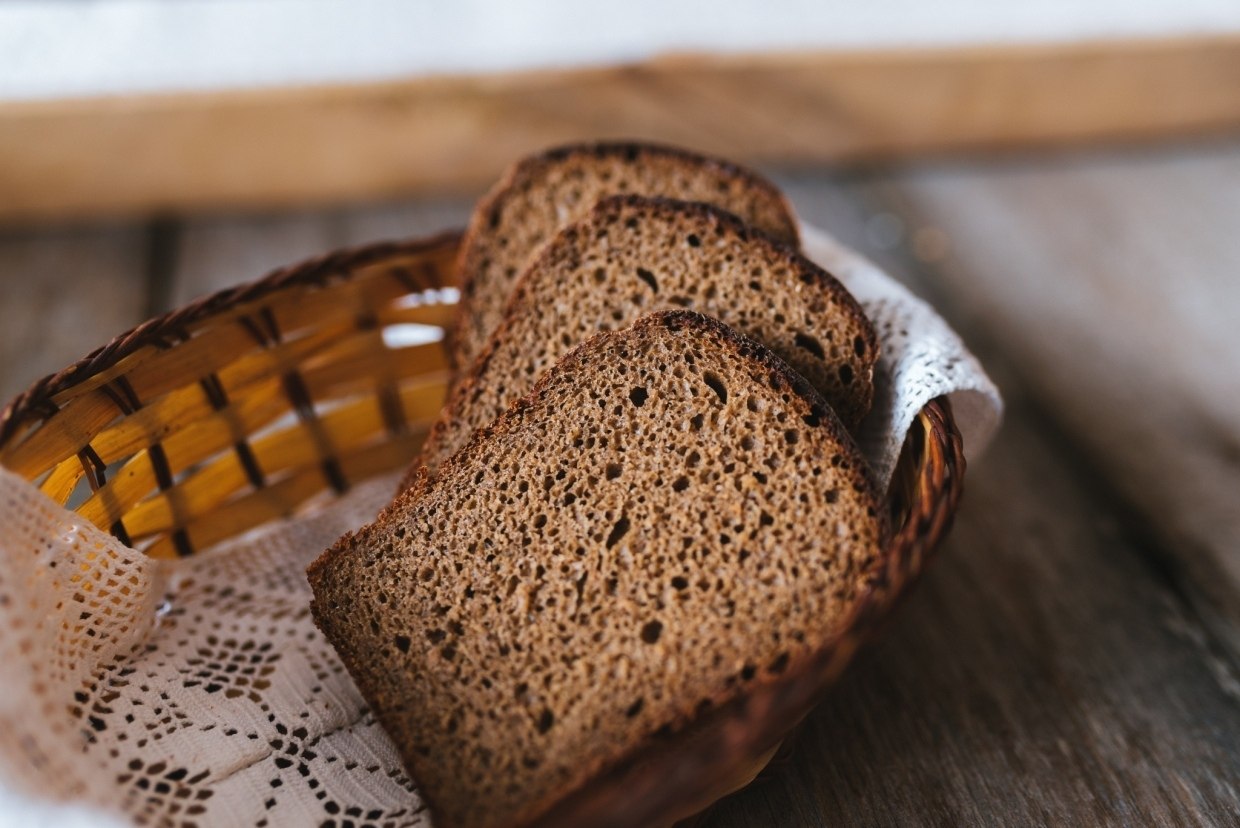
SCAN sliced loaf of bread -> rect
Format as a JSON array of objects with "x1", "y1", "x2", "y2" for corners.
[
  {"x1": 309, "y1": 311, "x2": 884, "y2": 828},
  {"x1": 449, "y1": 141, "x2": 799, "y2": 369},
  {"x1": 407, "y1": 195, "x2": 876, "y2": 488}
]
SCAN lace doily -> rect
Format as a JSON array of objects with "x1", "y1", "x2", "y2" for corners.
[
  {"x1": 799, "y1": 224, "x2": 1001, "y2": 484},
  {"x1": 0, "y1": 224, "x2": 1000, "y2": 827}
]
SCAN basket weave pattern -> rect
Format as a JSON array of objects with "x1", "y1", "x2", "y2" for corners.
[{"x1": 0, "y1": 234, "x2": 459, "y2": 558}]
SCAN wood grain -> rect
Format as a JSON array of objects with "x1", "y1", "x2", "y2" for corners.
[
  {"x1": 165, "y1": 201, "x2": 471, "y2": 307},
  {"x1": 849, "y1": 144, "x2": 1240, "y2": 665},
  {"x1": 0, "y1": 224, "x2": 147, "y2": 402},
  {"x1": 2, "y1": 36, "x2": 1240, "y2": 222}
]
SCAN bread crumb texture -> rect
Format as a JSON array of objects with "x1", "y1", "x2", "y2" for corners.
[
  {"x1": 419, "y1": 196, "x2": 876, "y2": 485},
  {"x1": 452, "y1": 141, "x2": 800, "y2": 367},
  {"x1": 309, "y1": 311, "x2": 882, "y2": 828}
]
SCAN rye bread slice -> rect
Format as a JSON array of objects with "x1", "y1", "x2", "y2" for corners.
[
  {"x1": 309, "y1": 311, "x2": 884, "y2": 828},
  {"x1": 407, "y1": 195, "x2": 876, "y2": 488},
  {"x1": 449, "y1": 141, "x2": 799, "y2": 369}
]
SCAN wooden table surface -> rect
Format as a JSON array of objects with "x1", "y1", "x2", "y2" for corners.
[{"x1": 2, "y1": 140, "x2": 1238, "y2": 826}]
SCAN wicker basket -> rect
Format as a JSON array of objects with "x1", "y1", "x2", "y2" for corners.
[{"x1": 0, "y1": 232, "x2": 964, "y2": 826}]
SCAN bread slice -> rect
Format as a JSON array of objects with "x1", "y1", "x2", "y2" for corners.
[
  {"x1": 449, "y1": 141, "x2": 800, "y2": 369},
  {"x1": 408, "y1": 195, "x2": 877, "y2": 488},
  {"x1": 309, "y1": 311, "x2": 885, "y2": 828}
]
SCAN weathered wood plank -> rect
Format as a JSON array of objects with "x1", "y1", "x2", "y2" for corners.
[
  {"x1": 3, "y1": 36, "x2": 1240, "y2": 222},
  {"x1": 846, "y1": 144, "x2": 1240, "y2": 664},
  {"x1": 0, "y1": 224, "x2": 148, "y2": 402},
  {"x1": 166, "y1": 200, "x2": 471, "y2": 307}
]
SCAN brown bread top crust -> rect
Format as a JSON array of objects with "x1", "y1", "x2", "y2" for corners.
[
  {"x1": 407, "y1": 195, "x2": 876, "y2": 489},
  {"x1": 448, "y1": 140, "x2": 800, "y2": 370},
  {"x1": 310, "y1": 311, "x2": 884, "y2": 828}
]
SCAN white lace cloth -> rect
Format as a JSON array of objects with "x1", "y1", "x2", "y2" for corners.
[{"x1": 0, "y1": 224, "x2": 1000, "y2": 827}]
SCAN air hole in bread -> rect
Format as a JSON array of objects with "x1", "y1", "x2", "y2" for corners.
[
  {"x1": 394, "y1": 635, "x2": 411, "y2": 654},
  {"x1": 670, "y1": 576, "x2": 689, "y2": 591},
  {"x1": 640, "y1": 620, "x2": 663, "y2": 645},
  {"x1": 703, "y1": 373, "x2": 728, "y2": 404},
  {"x1": 537, "y1": 709, "x2": 555, "y2": 733},
  {"x1": 629, "y1": 387, "x2": 648, "y2": 407},
  {"x1": 605, "y1": 463, "x2": 622, "y2": 481},
  {"x1": 605, "y1": 516, "x2": 631, "y2": 549},
  {"x1": 625, "y1": 698, "x2": 645, "y2": 717},
  {"x1": 687, "y1": 233, "x2": 701, "y2": 247},
  {"x1": 853, "y1": 335, "x2": 867, "y2": 356},
  {"x1": 672, "y1": 476, "x2": 690, "y2": 493},
  {"x1": 636, "y1": 268, "x2": 659, "y2": 293},
  {"x1": 838, "y1": 364, "x2": 855, "y2": 385},
  {"x1": 794, "y1": 332, "x2": 826, "y2": 360}
]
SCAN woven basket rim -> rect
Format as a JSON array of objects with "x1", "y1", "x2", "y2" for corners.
[{"x1": 0, "y1": 232, "x2": 461, "y2": 451}]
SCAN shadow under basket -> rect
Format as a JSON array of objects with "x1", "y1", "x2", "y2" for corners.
[{"x1": 0, "y1": 232, "x2": 965, "y2": 827}]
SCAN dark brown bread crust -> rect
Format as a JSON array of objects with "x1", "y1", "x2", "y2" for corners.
[
  {"x1": 401, "y1": 195, "x2": 877, "y2": 493},
  {"x1": 310, "y1": 311, "x2": 884, "y2": 828},
  {"x1": 448, "y1": 140, "x2": 800, "y2": 371}
]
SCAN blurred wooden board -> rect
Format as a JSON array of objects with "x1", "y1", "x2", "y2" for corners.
[
  {"x1": 165, "y1": 201, "x2": 471, "y2": 307},
  {"x1": 850, "y1": 144, "x2": 1240, "y2": 665},
  {"x1": 2, "y1": 36, "x2": 1240, "y2": 221},
  {"x1": 0, "y1": 224, "x2": 147, "y2": 402}
]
